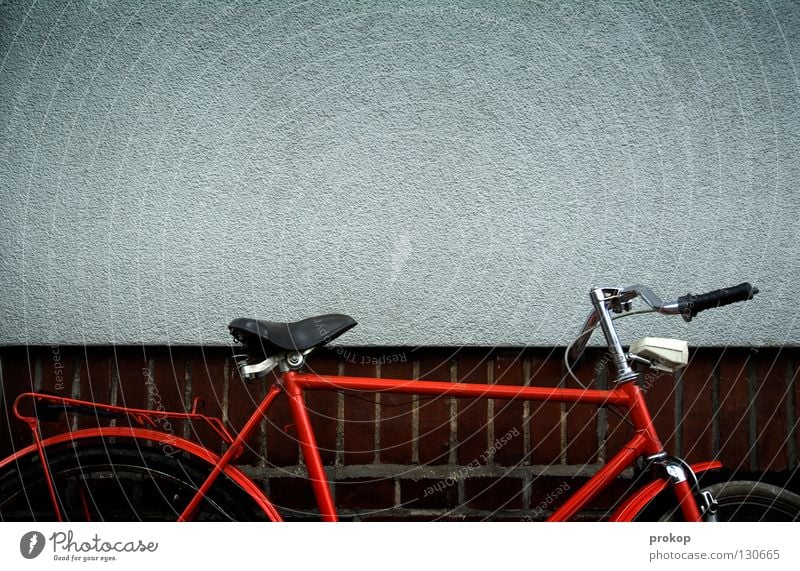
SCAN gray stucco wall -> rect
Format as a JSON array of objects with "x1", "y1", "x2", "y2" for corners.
[{"x1": 1, "y1": 0, "x2": 799, "y2": 347}]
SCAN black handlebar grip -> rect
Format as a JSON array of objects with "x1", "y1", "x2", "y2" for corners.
[{"x1": 678, "y1": 282, "x2": 759, "y2": 321}]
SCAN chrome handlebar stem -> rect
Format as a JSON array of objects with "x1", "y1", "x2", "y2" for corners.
[
  {"x1": 569, "y1": 284, "x2": 681, "y2": 384},
  {"x1": 590, "y1": 288, "x2": 638, "y2": 383}
]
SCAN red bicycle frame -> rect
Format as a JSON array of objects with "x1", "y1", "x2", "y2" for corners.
[
  {"x1": 274, "y1": 370, "x2": 707, "y2": 522},
  {"x1": 9, "y1": 367, "x2": 713, "y2": 522}
]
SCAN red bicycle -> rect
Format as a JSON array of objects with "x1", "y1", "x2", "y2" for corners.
[{"x1": 2, "y1": 282, "x2": 799, "y2": 521}]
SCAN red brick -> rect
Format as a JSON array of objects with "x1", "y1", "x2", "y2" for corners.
[
  {"x1": 681, "y1": 348, "x2": 714, "y2": 463},
  {"x1": 76, "y1": 347, "x2": 113, "y2": 430},
  {"x1": 416, "y1": 350, "x2": 454, "y2": 465},
  {"x1": 264, "y1": 373, "x2": 299, "y2": 467},
  {"x1": 179, "y1": 348, "x2": 227, "y2": 452},
  {"x1": 39, "y1": 345, "x2": 74, "y2": 396},
  {"x1": 400, "y1": 477, "x2": 459, "y2": 510},
  {"x1": 604, "y1": 414, "x2": 633, "y2": 463},
  {"x1": 112, "y1": 347, "x2": 149, "y2": 411},
  {"x1": 644, "y1": 360, "x2": 679, "y2": 454},
  {"x1": 0, "y1": 347, "x2": 35, "y2": 455},
  {"x1": 269, "y1": 477, "x2": 318, "y2": 511},
  {"x1": 151, "y1": 348, "x2": 189, "y2": 415},
  {"x1": 303, "y1": 349, "x2": 341, "y2": 465},
  {"x1": 377, "y1": 353, "x2": 415, "y2": 464},
  {"x1": 216, "y1": 355, "x2": 254, "y2": 448},
  {"x1": 528, "y1": 350, "x2": 563, "y2": 465},
  {"x1": 755, "y1": 349, "x2": 789, "y2": 471},
  {"x1": 456, "y1": 351, "x2": 490, "y2": 465},
  {"x1": 464, "y1": 476, "x2": 523, "y2": 510},
  {"x1": 527, "y1": 474, "x2": 632, "y2": 516},
  {"x1": 565, "y1": 349, "x2": 600, "y2": 464},
  {"x1": 529, "y1": 475, "x2": 571, "y2": 511},
  {"x1": 793, "y1": 353, "x2": 800, "y2": 468},
  {"x1": 717, "y1": 348, "x2": 752, "y2": 471},
  {"x1": 144, "y1": 348, "x2": 199, "y2": 456},
  {"x1": 341, "y1": 353, "x2": 378, "y2": 464},
  {"x1": 492, "y1": 351, "x2": 526, "y2": 466},
  {"x1": 214, "y1": 355, "x2": 288, "y2": 467},
  {"x1": 592, "y1": 349, "x2": 634, "y2": 462},
  {"x1": 334, "y1": 477, "x2": 395, "y2": 510},
  {"x1": 28, "y1": 347, "x2": 76, "y2": 439},
  {"x1": 223, "y1": 346, "x2": 283, "y2": 465},
  {"x1": 577, "y1": 476, "x2": 636, "y2": 511}
]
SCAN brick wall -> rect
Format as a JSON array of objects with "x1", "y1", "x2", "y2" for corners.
[{"x1": 1, "y1": 345, "x2": 798, "y2": 520}]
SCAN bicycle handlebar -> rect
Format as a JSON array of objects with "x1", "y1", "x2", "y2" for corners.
[
  {"x1": 567, "y1": 281, "x2": 759, "y2": 363},
  {"x1": 677, "y1": 282, "x2": 759, "y2": 322}
]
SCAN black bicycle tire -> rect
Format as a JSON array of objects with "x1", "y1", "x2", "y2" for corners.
[
  {"x1": 656, "y1": 480, "x2": 800, "y2": 522},
  {"x1": 0, "y1": 440, "x2": 271, "y2": 521}
]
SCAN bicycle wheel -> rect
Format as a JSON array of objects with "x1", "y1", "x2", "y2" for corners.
[
  {"x1": 0, "y1": 441, "x2": 271, "y2": 521},
  {"x1": 656, "y1": 480, "x2": 800, "y2": 522}
]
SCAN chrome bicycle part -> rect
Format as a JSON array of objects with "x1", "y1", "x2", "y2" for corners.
[
  {"x1": 648, "y1": 454, "x2": 721, "y2": 521},
  {"x1": 567, "y1": 282, "x2": 722, "y2": 385},
  {"x1": 286, "y1": 352, "x2": 304, "y2": 369},
  {"x1": 663, "y1": 462, "x2": 688, "y2": 484},
  {"x1": 618, "y1": 284, "x2": 682, "y2": 315},
  {"x1": 699, "y1": 490, "x2": 719, "y2": 522},
  {"x1": 590, "y1": 287, "x2": 638, "y2": 383},
  {"x1": 237, "y1": 355, "x2": 279, "y2": 381}
]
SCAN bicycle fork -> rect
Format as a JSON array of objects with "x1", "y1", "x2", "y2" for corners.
[{"x1": 649, "y1": 454, "x2": 718, "y2": 522}]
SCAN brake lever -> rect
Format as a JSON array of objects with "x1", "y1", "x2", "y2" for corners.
[{"x1": 620, "y1": 285, "x2": 681, "y2": 315}]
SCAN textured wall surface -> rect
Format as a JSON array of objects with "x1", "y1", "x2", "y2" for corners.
[{"x1": 1, "y1": 0, "x2": 799, "y2": 346}]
